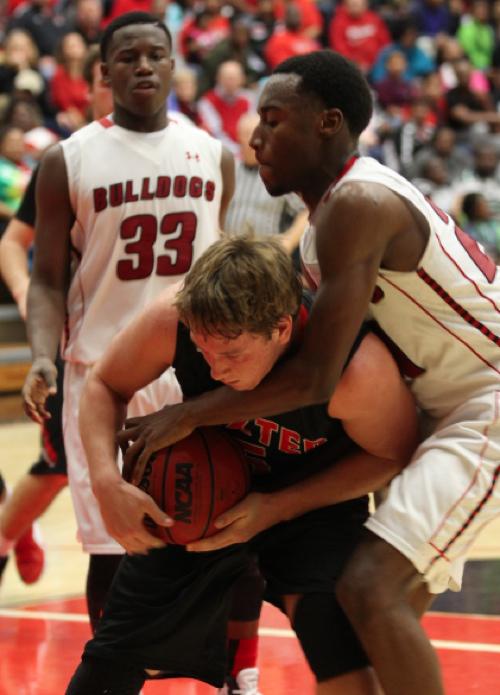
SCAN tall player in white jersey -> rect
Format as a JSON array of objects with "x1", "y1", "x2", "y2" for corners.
[
  {"x1": 22, "y1": 12, "x2": 234, "y2": 632},
  {"x1": 119, "y1": 51, "x2": 500, "y2": 695}
]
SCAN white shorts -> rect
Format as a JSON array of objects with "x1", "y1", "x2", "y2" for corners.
[
  {"x1": 366, "y1": 391, "x2": 500, "y2": 594},
  {"x1": 62, "y1": 362, "x2": 182, "y2": 554}
]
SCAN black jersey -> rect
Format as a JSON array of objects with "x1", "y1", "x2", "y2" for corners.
[
  {"x1": 172, "y1": 294, "x2": 370, "y2": 491},
  {"x1": 16, "y1": 165, "x2": 37, "y2": 227}
]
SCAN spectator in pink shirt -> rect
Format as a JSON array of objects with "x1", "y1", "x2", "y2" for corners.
[{"x1": 329, "y1": 0, "x2": 391, "y2": 73}]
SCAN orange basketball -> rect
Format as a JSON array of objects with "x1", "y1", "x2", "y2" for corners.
[{"x1": 137, "y1": 427, "x2": 251, "y2": 545}]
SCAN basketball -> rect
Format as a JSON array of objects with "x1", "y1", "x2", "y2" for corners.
[{"x1": 137, "y1": 427, "x2": 251, "y2": 545}]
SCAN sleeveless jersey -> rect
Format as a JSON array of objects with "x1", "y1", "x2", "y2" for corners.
[
  {"x1": 172, "y1": 296, "x2": 369, "y2": 491},
  {"x1": 300, "y1": 156, "x2": 500, "y2": 418},
  {"x1": 60, "y1": 117, "x2": 223, "y2": 364}
]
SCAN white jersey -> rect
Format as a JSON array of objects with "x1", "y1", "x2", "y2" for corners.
[
  {"x1": 301, "y1": 156, "x2": 500, "y2": 418},
  {"x1": 61, "y1": 116, "x2": 223, "y2": 364}
]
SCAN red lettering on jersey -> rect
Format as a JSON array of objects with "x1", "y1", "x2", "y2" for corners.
[
  {"x1": 140, "y1": 177, "x2": 154, "y2": 200},
  {"x1": 304, "y1": 437, "x2": 327, "y2": 452},
  {"x1": 279, "y1": 427, "x2": 301, "y2": 454},
  {"x1": 205, "y1": 180, "x2": 215, "y2": 201},
  {"x1": 156, "y1": 176, "x2": 171, "y2": 198},
  {"x1": 227, "y1": 421, "x2": 253, "y2": 437},
  {"x1": 189, "y1": 176, "x2": 203, "y2": 198},
  {"x1": 109, "y1": 183, "x2": 123, "y2": 207},
  {"x1": 157, "y1": 211, "x2": 196, "y2": 275},
  {"x1": 173, "y1": 175, "x2": 187, "y2": 197},
  {"x1": 94, "y1": 175, "x2": 216, "y2": 213},
  {"x1": 124, "y1": 180, "x2": 139, "y2": 203},
  {"x1": 93, "y1": 187, "x2": 107, "y2": 212},
  {"x1": 254, "y1": 418, "x2": 279, "y2": 446},
  {"x1": 116, "y1": 214, "x2": 156, "y2": 280}
]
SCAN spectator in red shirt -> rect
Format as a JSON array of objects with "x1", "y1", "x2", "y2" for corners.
[
  {"x1": 50, "y1": 32, "x2": 90, "y2": 133},
  {"x1": 329, "y1": 0, "x2": 391, "y2": 73},
  {"x1": 272, "y1": 0, "x2": 323, "y2": 39},
  {"x1": 179, "y1": 0, "x2": 230, "y2": 67},
  {"x1": 265, "y1": 4, "x2": 321, "y2": 70},
  {"x1": 198, "y1": 59, "x2": 255, "y2": 154}
]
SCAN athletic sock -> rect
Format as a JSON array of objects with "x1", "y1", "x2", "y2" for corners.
[{"x1": 229, "y1": 636, "x2": 259, "y2": 678}]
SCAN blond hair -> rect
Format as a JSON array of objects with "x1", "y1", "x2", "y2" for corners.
[{"x1": 175, "y1": 236, "x2": 302, "y2": 338}]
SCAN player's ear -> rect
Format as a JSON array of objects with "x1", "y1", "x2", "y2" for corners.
[
  {"x1": 276, "y1": 316, "x2": 293, "y2": 344},
  {"x1": 319, "y1": 108, "x2": 343, "y2": 138}
]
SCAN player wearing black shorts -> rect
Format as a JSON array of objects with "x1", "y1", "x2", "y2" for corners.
[
  {"x1": 0, "y1": 168, "x2": 66, "y2": 585},
  {"x1": 66, "y1": 237, "x2": 417, "y2": 694}
]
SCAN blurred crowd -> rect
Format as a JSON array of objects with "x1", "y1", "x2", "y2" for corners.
[{"x1": 0, "y1": 0, "x2": 499, "y2": 261}]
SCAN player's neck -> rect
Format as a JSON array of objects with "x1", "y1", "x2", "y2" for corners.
[
  {"x1": 299, "y1": 147, "x2": 358, "y2": 212},
  {"x1": 112, "y1": 105, "x2": 168, "y2": 133}
]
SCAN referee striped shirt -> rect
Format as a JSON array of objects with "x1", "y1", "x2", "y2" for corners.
[{"x1": 224, "y1": 163, "x2": 305, "y2": 237}]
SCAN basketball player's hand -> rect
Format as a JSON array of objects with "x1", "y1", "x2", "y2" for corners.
[
  {"x1": 22, "y1": 357, "x2": 58, "y2": 424},
  {"x1": 97, "y1": 479, "x2": 172, "y2": 554},
  {"x1": 118, "y1": 404, "x2": 195, "y2": 485},
  {"x1": 186, "y1": 492, "x2": 282, "y2": 552}
]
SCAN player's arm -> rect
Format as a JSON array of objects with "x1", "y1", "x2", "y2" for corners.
[
  {"x1": 279, "y1": 208, "x2": 308, "y2": 255},
  {"x1": 0, "y1": 218, "x2": 34, "y2": 319},
  {"x1": 80, "y1": 289, "x2": 180, "y2": 553},
  {"x1": 23, "y1": 146, "x2": 74, "y2": 422},
  {"x1": 0, "y1": 167, "x2": 38, "y2": 319},
  {"x1": 218, "y1": 146, "x2": 235, "y2": 230},
  {"x1": 188, "y1": 331, "x2": 418, "y2": 551},
  {"x1": 263, "y1": 332, "x2": 418, "y2": 522}
]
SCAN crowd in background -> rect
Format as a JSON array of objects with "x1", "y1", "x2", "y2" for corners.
[{"x1": 0, "y1": 0, "x2": 499, "y2": 264}]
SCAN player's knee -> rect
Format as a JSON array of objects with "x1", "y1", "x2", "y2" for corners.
[
  {"x1": 337, "y1": 540, "x2": 418, "y2": 630},
  {"x1": 336, "y1": 552, "x2": 395, "y2": 626},
  {"x1": 229, "y1": 560, "x2": 266, "y2": 622},
  {"x1": 292, "y1": 593, "x2": 369, "y2": 682}
]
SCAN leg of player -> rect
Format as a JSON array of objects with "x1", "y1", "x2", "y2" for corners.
[
  {"x1": 86, "y1": 554, "x2": 124, "y2": 633},
  {"x1": 220, "y1": 560, "x2": 266, "y2": 695},
  {"x1": 283, "y1": 594, "x2": 382, "y2": 695},
  {"x1": 0, "y1": 356, "x2": 68, "y2": 584},
  {"x1": 0, "y1": 471, "x2": 66, "y2": 580},
  {"x1": 0, "y1": 472, "x2": 67, "y2": 541},
  {"x1": 336, "y1": 532, "x2": 442, "y2": 695}
]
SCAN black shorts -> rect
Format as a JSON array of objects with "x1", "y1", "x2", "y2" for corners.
[
  {"x1": 83, "y1": 496, "x2": 369, "y2": 686},
  {"x1": 28, "y1": 354, "x2": 66, "y2": 476}
]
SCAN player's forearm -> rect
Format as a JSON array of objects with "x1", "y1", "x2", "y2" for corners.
[
  {"x1": 184, "y1": 356, "x2": 329, "y2": 428},
  {"x1": 268, "y1": 449, "x2": 405, "y2": 523},
  {"x1": 280, "y1": 209, "x2": 308, "y2": 254},
  {"x1": 26, "y1": 280, "x2": 66, "y2": 361},
  {"x1": 80, "y1": 374, "x2": 127, "y2": 498},
  {"x1": 0, "y1": 239, "x2": 30, "y2": 303}
]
